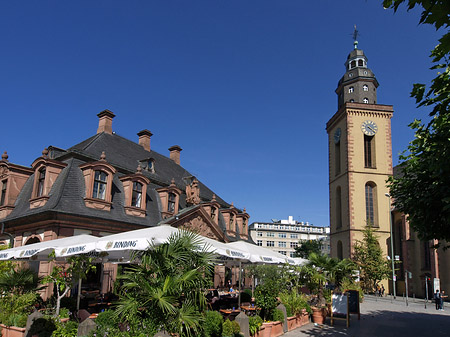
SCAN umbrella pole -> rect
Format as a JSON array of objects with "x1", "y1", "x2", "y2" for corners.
[
  {"x1": 238, "y1": 261, "x2": 241, "y2": 307},
  {"x1": 76, "y1": 277, "x2": 82, "y2": 311}
]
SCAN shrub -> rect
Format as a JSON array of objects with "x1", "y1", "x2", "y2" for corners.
[
  {"x1": 254, "y1": 282, "x2": 278, "y2": 321},
  {"x1": 248, "y1": 315, "x2": 263, "y2": 336},
  {"x1": 241, "y1": 289, "x2": 252, "y2": 303},
  {"x1": 52, "y1": 320, "x2": 78, "y2": 337},
  {"x1": 28, "y1": 317, "x2": 57, "y2": 337},
  {"x1": 204, "y1": 310, "x2": 223, "y2": 337},
  {"x1": 272, "y1": 309, "x2": 284, "y2": 323},
  {"x1": 94, "y1": 309, "x2": 118, "y2": 330},
  {"x1": 222, "y1": 319, "x2": 233, "y2": 337},
  {"x1": 0, "y1": 292, "x2": 38, "y2": 327}
]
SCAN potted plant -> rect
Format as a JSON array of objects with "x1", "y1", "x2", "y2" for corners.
[
  {"x1": 248, "y1": 315, "x2": 263, "y2": 337},
  {"x1": 0, "y1": 292, "x2": 39, "y2": 337}
]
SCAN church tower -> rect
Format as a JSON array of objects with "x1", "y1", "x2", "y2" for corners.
[{"x1": 326, "y1": 35, "x2": 394, "y2": 261}]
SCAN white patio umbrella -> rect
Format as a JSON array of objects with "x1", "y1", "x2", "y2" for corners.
[
  {"x1": 225, "y1": 241, "x2": 294, "y2": 264},
  {"x1": 0, "y1": 234, "x2": 99, "y2": 261},
  {"x1": 291, "y1": 257, "x2": 309, "y2": 266},
  {"x1": 94, "y1": 225, "x2": 251, "y2": 262}
]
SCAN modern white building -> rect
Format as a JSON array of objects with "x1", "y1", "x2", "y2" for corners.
[{"x1": 249, "y1": 216, "x2": 330, "y2": 258}]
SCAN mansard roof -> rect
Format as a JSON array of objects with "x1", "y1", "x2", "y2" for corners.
[{"x1": 4, "y1": 127, "x2": 246, "y2": 240}]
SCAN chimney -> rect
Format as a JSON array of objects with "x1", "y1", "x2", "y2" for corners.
[
  {"x1": 137, "y1": 129, "x2": 153, "y2": 151},
  {"x1": 168, "y1": 145, "x2": 182, "y2": 165},
  {"x1": 97, "y1": 109, "x2": 115, "y2": 134}
]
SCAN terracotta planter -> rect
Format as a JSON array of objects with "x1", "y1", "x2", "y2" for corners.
[
  {"x1": 270, "y1": 321, "x2": 283, "y2": 337},
  {"x1": 0, "y1": 324, "x2": 26, "y2": 337},
  {"x1": 311, "y1": 307, "x2": 326, "y2": 325},
  {"x1": 287, "y1": 316, "x2": 296, "y2": 331},
  {"x1": 301, "y1": 309, "x2": 310, "y2": 325},
  {"x1": 261, "y1": 322, "x2": 272, "y2": 337},
  {"x1": 253, "y1": 325, "x2": 266, "y2": 337}
]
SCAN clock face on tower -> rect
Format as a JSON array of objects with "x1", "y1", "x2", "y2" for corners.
[
  {"x1": 334, "y1": 128, "x2": 341, "y2": 143},
  {"x1": 361, "y1": 120, "x2": 378, "y2": 136}
]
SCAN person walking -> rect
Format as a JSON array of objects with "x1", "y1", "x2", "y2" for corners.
[
  {"x1": 440, "y1": 290, "x2": 447, "y2": 311},
  {"x1": 434, "y1": 290, "x2": 441, "y2": 310}
]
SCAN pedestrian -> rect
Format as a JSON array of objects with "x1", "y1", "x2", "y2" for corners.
[
  {"x1": 381, "y1": 284, "x2": 385, "y2": 297},
  {"x1": 434, "y1": 290, "x2": 441, "y2": 310},
  {"x1": 440, "y1": 290, "x2": 447, "y2": 311}
]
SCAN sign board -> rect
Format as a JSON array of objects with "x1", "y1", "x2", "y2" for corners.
[
  {"x1": 331, "y1": 293, "x2": 350, "y2": 327},
  {"x1": 434, "y1": 278, "x2": 440, "y2": 293},
  {"x1": 345, "y1": 289, "x2": 360, "y2": 320}
]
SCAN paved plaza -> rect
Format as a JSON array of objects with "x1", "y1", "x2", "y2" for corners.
[{"x1": 284, "y1": 295, "x2": 450, "y2": 337}]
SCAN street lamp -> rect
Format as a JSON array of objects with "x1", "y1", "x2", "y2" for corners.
[{"x1": 385, "y1": 193, "x2": 396, "y2": 299}]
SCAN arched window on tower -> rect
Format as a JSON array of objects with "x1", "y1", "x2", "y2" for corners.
[
  {"x1": 350, "y1": 60, "x2": 356, "y2": 68},
  {"x1": 364, "y1": 135, "x2": 375, "y2": 168},
  {"x1": 348, "y1": 87, "x2": 354, "y2": 93},
  {"x1": 365, "y1": 182, "x2": 378, "y2": 226},
  {"x1": 358, "y1": 59, "x2": 364, "y2": 66},
  {"x1": 337, "y1": 240, "x2": 343, "y2": 260},
  {"x1": 336, "y1": 186, "x2": 342, "y2": 229},
  {"x1": 363, "y1": 97, "x2": 369, "y2": 104},
  {"x1": 363, "y1": 84, "x2": 369, "y2": 91}
]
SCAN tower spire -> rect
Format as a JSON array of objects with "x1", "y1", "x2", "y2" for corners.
[{"x1": 353, "y1": 25, "x2": 359, "y2": 49}]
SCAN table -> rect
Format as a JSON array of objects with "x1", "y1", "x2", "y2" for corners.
[
  {"x1": 240, "y1": 305, "x2": 258, "y2": 316},
  {"x1": 219, "y1": 309, "x2": 241, "y2": 321}
]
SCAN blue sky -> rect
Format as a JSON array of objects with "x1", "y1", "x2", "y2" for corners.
[{"x1": 0, "y1": 1, "x2": 442, "y2": 227}]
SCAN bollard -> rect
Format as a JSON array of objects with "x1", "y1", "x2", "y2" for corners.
[{"x1": 413, "y1": 293, "x2": 415, "y2": 303}]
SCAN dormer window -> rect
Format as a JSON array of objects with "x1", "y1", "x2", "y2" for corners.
[
  {"x1": 157, "y1": 179, "x2": 182, "y2": 219},
  {"x1": 363, "y1": 97, "x2": 369, "y2": 104},
  {"x1": 211, "y1": 206, "x2": 216, "y2": 221},
  {"x1": 363, "y1": 84, "x2": 369, "y2": 92},
  {"x1": 30, "y1": 149, "x2": 67, "y2": 209},
  {"x1": 37, "y1": 168, "x2": 46, "y2": 197},
  {"x1": 0, "y1": 180, "x2": 6, "y2": 206},
  {"x1": 120, "y1": 167, "x2": 150, "y2": 217},
  {"x1": 132, "y1": 182, "x2": 142, "y2": 207},
  {"x1": 0, "y1": 153, "x2": 33, "y2": 218},
  {"x1": 168, "y1": 193, "x2": 176, "y2": 212},
  {"x1": 93, "y1": 170, "x2": 107, "y2": 200},
  {"x1": 79, "y1": 152, "x2": 116, "y2": 211}
]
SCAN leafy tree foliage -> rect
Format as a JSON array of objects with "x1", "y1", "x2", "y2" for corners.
[
  {"x1": 114, "y1": 230, "x2": 215, "y2": 337},
  {"x1": 0, "y1": 267, "x2": 43, "y2": 295},
  {"x1": 294, "y1": 239, "x2": 322, "y2": 259},
  {"x1": 352, "y1": 226, "x2": 391, "y2": 292},
  {"x1": 43, "y1": 254, "x2": 96, "y2": 316},
  {"x1": 383, "y1": 1, "x2": 450, "y2": 243}
]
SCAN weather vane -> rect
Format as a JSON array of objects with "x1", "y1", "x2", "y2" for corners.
[{"x1": 352, "y1": 25, "x2": 359, "y2": 49}]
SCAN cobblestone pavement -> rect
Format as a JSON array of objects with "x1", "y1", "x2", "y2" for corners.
[{"x1": 283, "y1": 295, "x2": 450, "y2": 337}]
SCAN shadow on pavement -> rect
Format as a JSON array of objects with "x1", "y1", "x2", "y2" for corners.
[{"x1": 292, "y1": 309, "x2": 449, "y2": 337}]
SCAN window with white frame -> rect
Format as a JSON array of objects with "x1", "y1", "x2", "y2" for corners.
[
  {"x1": 278, "y1": 233, "x2": 286, "y2": 238},
  {"x1": 257, "y1": 232, "x2": 263, "y2": 237},
  {"x1": 257, "y1": 240, "x2": 263, "y2": 246},
  {"x1": 363, "y1": 84, "x2": 369, "y2": 91},
  {"x1": 278, "y1": 241, "x2": 286, "y2": 248},
  {"x1": 290, "y1": 234, "x2": 298, "y2": 239},
  {"x1": 93, "y1": 170, "x2": 108, "y2": 200},
  {"x1": 267, "y1": 241, "x2": 274, "y2": 247}
]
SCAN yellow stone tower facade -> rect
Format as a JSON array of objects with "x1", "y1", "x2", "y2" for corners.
[{"x1": 326, "y1": 41, "x2": 394, "y2": 261}]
